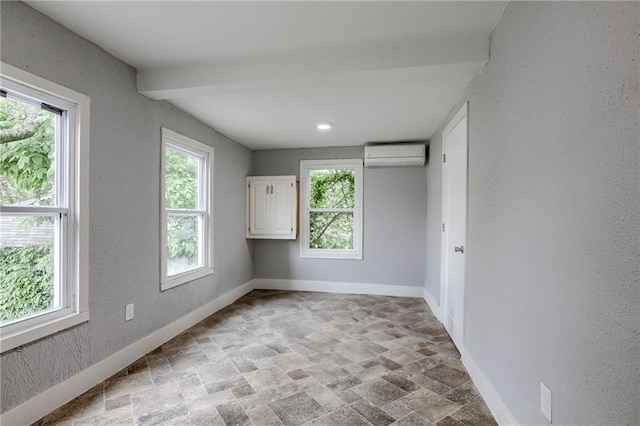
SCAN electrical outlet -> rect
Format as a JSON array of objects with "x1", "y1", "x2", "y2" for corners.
[
  {"x1": 125, "y1": 303, "x2": 134, "y2": 321},
  {"x1": 540, "y1": 382, "x2": 552, "y2": 422}
]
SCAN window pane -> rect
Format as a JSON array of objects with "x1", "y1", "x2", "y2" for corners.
[
  {"x1": 0, "y1": 97, "x2": 56, "y2": 206},
  {"x1": 165, "y1": 147, "x2": 199, "y2": 210},
  {"x1": 0, "y1": 215, "x2": 57, "y2": 324},
  {"x1": 167, "y1": 214, "x2": 202, "y2": 276},
  {"x1": 309, "y1": 169, "x2": 355, "y2": 209},
  {"x1": 309, "y1": 212, "x2": 354, "y2": 250}
]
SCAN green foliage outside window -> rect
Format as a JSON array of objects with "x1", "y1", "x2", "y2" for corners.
[
  {"x1": 0, "y1": 98, "x2": 55, "y2": 205},
  {"x1": 309, "y1": 169, "x2": 355, "y2": 250},
  {"x1": 164, "y1": 147, "x2": 200, "y2": 274},
  {"x1": 0, "y1": 243, "x2": 54, "y2": 322},
  {"x1": 166, "y1": 214, "x2": 199, "y2": 274},
  {"x1": 0, "y1": 97, "x2": 56, "y2": 322},
  {"x1": 164, "y1": 148, "x2": 198, "y2": 210}
]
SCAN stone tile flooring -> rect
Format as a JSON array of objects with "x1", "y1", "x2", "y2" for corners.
[{"x1": 35, "y1": 290, "x2": 497, "y2": 426}]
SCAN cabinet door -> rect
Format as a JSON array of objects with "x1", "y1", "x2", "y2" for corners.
[
  {"x1": 248, "y1": 178, "x2": 271, "y2": 235},
  {"x1": 270, "y1": 179, "x2": 294, "y2": 236}
]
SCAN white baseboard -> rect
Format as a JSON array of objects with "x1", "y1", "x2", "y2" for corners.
[
  {"x1": 462, "y1": 349, "x2": 519, "y2": 426},
  {"x1": 422, "y1": 288, "x2": 442, "y2": 321},
  {"x1": 0, "y1": 280, "x2": 254, "y2": 426},
  {"x1": 252, "y1": 278, "x2": 424, "y2": 298}
]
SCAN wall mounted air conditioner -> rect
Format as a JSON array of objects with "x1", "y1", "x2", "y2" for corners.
[{"x1": 364, "y1": 143, "x2": 426, "y2": 168}]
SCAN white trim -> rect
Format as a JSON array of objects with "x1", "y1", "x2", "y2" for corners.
[
  {"x1": 75, "y1": 85, "x2": 90, "y2": 319},
  {"x1": 0, "y1": 280, "x2": 253, "y2": 426},
  {"x1": 422, "y1": 288, "x2": 442, "y2": 322},
  {"x1": 462, "y1": 349, "x2": 519, "y2": 426},
  {"x1": 440, "y1": 101, "x2": 469, "y2": 350},
  {"x1": 0, "y1": 312, "x2": 89, "y2": 354},
  {"x1": 0, "y1": 63, "x2": 89, "y2": 106},
  {"x1": 160, "y1": 127, "x2": 214, "y2": 291},
  {"x1": 299, "y1": 159, "x2": 363, "y2": 260},
  {"x1": 252, "y1": 278, "x2": 423, "y2": 298},
  {"x1": 161, "y1": 128, "x2": 213, "y2": 156},
  {"x1": 0, "y1": 63, "x2": 90, "y2": 353},
  {"x1": 161, "y1": 267, "x2": 214, "y2": 291}
]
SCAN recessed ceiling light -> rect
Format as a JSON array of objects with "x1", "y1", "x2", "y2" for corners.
[{"x1": 316, "y1": 123, "x2": 332, "y2": 131}]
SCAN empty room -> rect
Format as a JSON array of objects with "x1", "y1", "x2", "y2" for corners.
[{"x1": 0, "y1": 1, "x2": 638, "y2": 425}]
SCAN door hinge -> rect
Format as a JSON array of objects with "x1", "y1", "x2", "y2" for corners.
[
  {"x1": 443, "y1": 154, "x2": 446, "y2": 163},
  {"x1": 442, "y1": 223, "x2": 445, "y2": 232}
]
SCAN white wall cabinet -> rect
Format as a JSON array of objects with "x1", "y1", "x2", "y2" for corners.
[{"x1": 246, "y1": 176, "x2": 297, "y2": 239}]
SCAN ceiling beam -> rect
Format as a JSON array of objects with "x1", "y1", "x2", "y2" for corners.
[{"x1": 137, "y1": 36, "x2": 489, "y2": 100}]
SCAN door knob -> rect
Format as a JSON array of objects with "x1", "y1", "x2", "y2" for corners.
[{"x1": 454, "y1": 246, "x2": 464, "y2": 253}]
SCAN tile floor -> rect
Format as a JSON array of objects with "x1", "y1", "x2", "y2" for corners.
[{"x1": 35, "y1": 290, "x2": 497, "y2": 426}]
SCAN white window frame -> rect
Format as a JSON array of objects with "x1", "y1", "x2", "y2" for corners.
[
  {"x1": 160, "y1": 128, "x2": 214, "y2": 291},
  {"x1": 0, "y1": 63, "x2": 90, "y2": 353},
  {"x1": 300, "y1": 159, "x2": 363, "y2": 260}
]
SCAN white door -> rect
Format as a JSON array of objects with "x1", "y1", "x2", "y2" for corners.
[{"x1": 441, "y1": 102, "x2": 468, "y2": 350}]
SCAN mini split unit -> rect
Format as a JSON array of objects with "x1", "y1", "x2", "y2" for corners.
[{"x1": 364, "y1": 143, "x2": 426, "y2": 168}]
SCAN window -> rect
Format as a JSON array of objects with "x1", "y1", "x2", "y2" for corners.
[
  {"x1": 160, "y1": 128, "x2": 213, "y2": 290},
  {"x1": 0, "y1": 63, "x2": 89, "y2": 353},
  {"x1": 300, "y1": 159, "x2": 363, "y2": 259}
]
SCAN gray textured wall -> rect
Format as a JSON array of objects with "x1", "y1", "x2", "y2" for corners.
[
  {"x1": 0, "y1": 1, "x2": 253, "y2": 413},
  {"x1": 426, "y1": 2, "x2": 640, "y2": 424},
  {"x1": 253, "y1": 147, "x2": 427, "y2": 287}
]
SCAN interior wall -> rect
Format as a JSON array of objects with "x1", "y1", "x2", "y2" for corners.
[
  {"x1": 0, "y1": 1, "x2": 253, "y2": 413},
  {"x1": 424, "y1": 129, "x2": 444, "y2": 302},
  {"x1": 253, "y1": 147, "x2": 427, "y2": 287},
  {"x1": 426, "y1": 2, "x2": 639, "y2": 424}
]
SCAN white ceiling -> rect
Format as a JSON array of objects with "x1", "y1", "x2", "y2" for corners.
[{"x1": 28, "y1": 1, "x2": 507, "y2": 150}]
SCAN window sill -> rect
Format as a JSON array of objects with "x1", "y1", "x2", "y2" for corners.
[
  {"x1": 0, "y1": 311, "x2": 90, "y2": 354},
  {"x1": 161, "y1": 267, "x2": 214, "y2": 291},
  {"x1": 300, "y1": 250, "x2": 363, "y2": 260}
]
